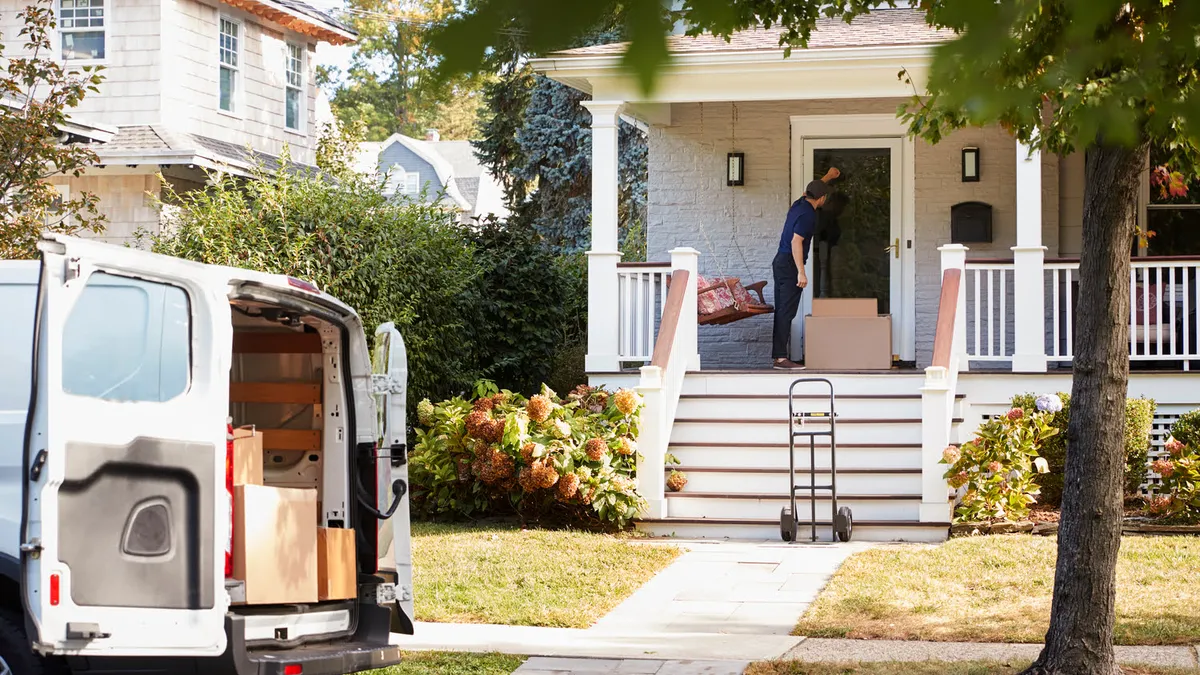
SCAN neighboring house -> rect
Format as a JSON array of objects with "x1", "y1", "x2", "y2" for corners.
[
  {"x1": 354, "y1": 130, "x2": 510, "y2": 224},
  {"x1": 530, "y1": 8, "x2": 1200, "y2": 542},
  {"x1": 0, "y1": 0, "x2": 355, "y2": 246}
]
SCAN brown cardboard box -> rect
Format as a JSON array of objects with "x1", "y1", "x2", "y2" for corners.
[
  {"x1": 233, "y1": 485, "x2": 318, "y2": 604},
  {"x1": 317, "y1": 527, "x2": 357, "y2": 601},
  {"x1": 231, "y1": 427, "x2": 264, "y2": 487},
  {"x1": 811, "y1": 298, "x2": 879, "y2": 317},
  {"x1": 805, "y1": 315, "x2": 893, "y2": 370}
]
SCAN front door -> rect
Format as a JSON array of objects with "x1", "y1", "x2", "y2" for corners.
[{"x1": 801, "y1": 138, "x2": 904, "y2": 360}]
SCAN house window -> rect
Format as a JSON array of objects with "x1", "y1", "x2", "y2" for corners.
[
  {"x1": 1145, "y1": 144, "x2": 1200, "y2": 257},
  {"x1": 285, "y1": 43, "x2": 304, "y2": 131},
  {"x1": 218, "y1": 17, "x2": 240, "y2": 113},
  {"x1": 386, "y1": 170, "x2": 421, "y2": 196},
  {"x1": 58, "y1": 0, "x2": 106, "y2": 61}
]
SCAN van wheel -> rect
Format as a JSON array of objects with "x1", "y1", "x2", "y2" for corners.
[{"x1": 0, "y1": 610, "x2": 68, "y2": 675}]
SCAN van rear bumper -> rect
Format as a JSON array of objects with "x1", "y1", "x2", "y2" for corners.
[{"x1": 65, "y1": 605, "x2": 402, "y2": 675}]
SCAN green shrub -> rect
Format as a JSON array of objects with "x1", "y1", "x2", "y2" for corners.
[
  {"x1": 150, "y1": 156, "x2": 479, "y2": 411},
  {"x1": 1011, "y1": 392, "x2": 1156, "y2": 505},
  {"x1": 465, "y1": 218, "x2": 588, "y2": 395},
  {"x1": 943, "y1": 407, "x2": 1058, "y2": 523},
  {"x1": 410, "y1": 383, "x2": 645, "y2": 529},
  {"x1": 1171, "y1": 409, "x2": 1200, "y2": 448}
]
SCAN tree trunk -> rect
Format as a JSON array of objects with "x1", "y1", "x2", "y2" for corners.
[{"x1": 1022, "y1": 141, "x2": 1146, "y2": 675}]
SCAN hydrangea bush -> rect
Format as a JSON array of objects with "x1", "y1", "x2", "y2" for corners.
[
  {"x1": 941, "y1": 397, "x2": 1060, "y2": 523},
  {"x1": 1010, "y1": 392, "x2": 1155, "y2": 505},
  {"x1": 410, "y1": 381, "x2": 646, "y2": 529},
  {"x1": 1145, "y1": 411, "x2": 1200, "y2": 522}
]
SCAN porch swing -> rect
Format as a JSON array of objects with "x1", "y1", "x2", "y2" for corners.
[{"x1": 668, "y1": 102, "x2": 775, "y2": 326}]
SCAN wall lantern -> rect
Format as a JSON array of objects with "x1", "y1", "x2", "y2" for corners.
[
  {"x1": 962, "y1": 147, "x2": 980, "y2": 182},
  {"x1": 727, "y1": 152, "x2": 745, "y2": 187}
]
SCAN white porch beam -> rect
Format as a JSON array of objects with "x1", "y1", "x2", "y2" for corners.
[
  {"x1": 582, "y1": 100, "x2": 625, "y2": 373},
  {"x1": 1012, "y1": 140, "x2": 1048, "y2": 373}
]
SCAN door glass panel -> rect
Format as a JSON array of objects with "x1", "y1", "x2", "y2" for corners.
[{"x1": 811, "y1": 147, "x2": 892, "y2": 314}]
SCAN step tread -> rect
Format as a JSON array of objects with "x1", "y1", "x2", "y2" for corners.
[
  {"x1": 679, "y1": 394, "x2": 966, "y2": 400},
  {"x1": 664, "y1": 466, "x2": 921, "y2": 475},
  {"x1": 668, "y1": 492, "x2": 921, "y2": 501},
  {"x1": 670, "y1": 442, "x2": 920, "y2": 449},
  {"x1": 674, "y1": 418, "x2": 964, "y2": 425},
  {"x1": 640, "y1": 517, "x2": 950, "y2": 527}
]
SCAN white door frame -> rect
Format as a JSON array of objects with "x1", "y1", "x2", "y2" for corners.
[{"x1": 790, "y1": 114, "x2": 917, "y2": 363}]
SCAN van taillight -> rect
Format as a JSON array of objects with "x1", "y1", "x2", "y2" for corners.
[
  {"x1": 284, "y1": 665, "x2": 302, "y2": 675},
  {"x1": 225, "y1": 420, "x2": 234, "y2": 578},
  {"x1": 286, "y1": 277, "x2": 320, "y2": 294},
  {"x1": 49, "y1": 574, "x2": 60, "y2": 606}
]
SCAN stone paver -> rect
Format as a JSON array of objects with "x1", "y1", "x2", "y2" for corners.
[
  {"x1": 782, "y1": 638, "x2": 1200, "y2": 668},
  {"x1": 513, "y1": 657, "x2": 749, "y2": 675}
]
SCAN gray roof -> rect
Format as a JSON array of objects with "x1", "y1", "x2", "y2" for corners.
[
  {"x1": 431, "y1": 141, "x2": 483, "y2": 179},
  {"x1": 276, "y1": 0, "x2": 355, "y2": 36},
  {"x1": 452, "y1": 176, "x2": 480, "y2": 207},
  {"x1": 555, "y1": 9, "x2": 949, "y2": 56},
  {"x1": 97, "y1": 125, "x2": 316, "y2": 174}
]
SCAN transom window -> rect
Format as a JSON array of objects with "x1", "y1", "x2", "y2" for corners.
[
  {"x1": 285, "y1": 43, "x2": 304, "y2": 131},
  {"x1": 58, "y1": 0, "x2": 106, "y2": 61},
  {"x1": 219, "y1": 18, "x2": 240, "y2": 113}
]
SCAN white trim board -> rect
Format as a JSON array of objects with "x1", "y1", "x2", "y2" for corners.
[{"x1": 789, "y1": 114, "x2": 917, "y2": 363}]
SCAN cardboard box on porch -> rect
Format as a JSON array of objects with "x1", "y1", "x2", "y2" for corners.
[
  {"x1": 231, "y1": 426, "x2": 264, "y2": 487},
  {"x1": 233, "y1": 484, "x2": 318, "y2": 604},
  {"x1": 805, "y1": 299, "x2": 892, "y2": 370},
  {"x1": 317, "y1": 527, "x2": 357, "y2": 601}
]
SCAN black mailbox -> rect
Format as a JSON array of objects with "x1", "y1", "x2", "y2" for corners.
[{"x1": 951, "y1": 201, "x2": 993, "y2": 243}]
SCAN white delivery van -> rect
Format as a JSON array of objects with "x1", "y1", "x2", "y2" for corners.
[{"x1": 0, "y1": 235, "x2": 415, "y2": 675}]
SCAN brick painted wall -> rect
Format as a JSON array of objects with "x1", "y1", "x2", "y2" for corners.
[{"x1": 645, "y1": 99, "x2": 1060, "y2": 369}]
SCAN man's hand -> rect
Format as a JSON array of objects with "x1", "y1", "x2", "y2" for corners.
[
  {"x1": 822, "y1": 167, "x2": 841, "y2": 182},
  {"x1": 797, "y1": 271, "x2": 808, "y2": 289}
]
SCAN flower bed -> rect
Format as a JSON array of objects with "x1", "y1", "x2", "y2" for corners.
[
  {"x1": 1142, "y1": 410, "x2": 1200, "y2": 523},
  {"x1": 411, "y1": 382, "x2": 645, "y2": 529}
]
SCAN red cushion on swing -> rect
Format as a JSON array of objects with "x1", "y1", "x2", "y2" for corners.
[{"x1": 696, "y1": 275, "x2": 737, "y2": 316}]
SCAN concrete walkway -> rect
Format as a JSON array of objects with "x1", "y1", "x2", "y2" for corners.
[
  {"x1": 784, "y1": 638, "x2": 1200, "y2": 668},
  {"x1": 512, "y1": 657, "x2": 750, "y2": 674},
  {"x1": 393, "y1": 539, "x2": 861, "y2": 661}
]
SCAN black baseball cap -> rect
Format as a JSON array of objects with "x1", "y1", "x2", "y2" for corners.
[{"x1": 805, "y1": 180, "x2": 830, "y2": 199}]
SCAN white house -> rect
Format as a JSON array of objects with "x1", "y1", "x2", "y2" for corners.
[
  {"x1": 531, "y1": 8, "x2": 1200, "y2": 542},
  {"x1": 354, "y1": 130, "x2": 510, "y2": 224},
  {"x1": 0, "y1": 0, "x2": 355, "y2": 246}
]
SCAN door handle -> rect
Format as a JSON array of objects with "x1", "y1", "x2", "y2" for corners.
[{"x1": 884, "y1": 238, "x2": 900, "y2": 259}]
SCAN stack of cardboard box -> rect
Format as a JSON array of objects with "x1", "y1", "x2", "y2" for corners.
[
  {"x1": 230, "y1": 427, "x2": 356, "y2": 605},
  {"x1": 804, "y1": 299, "x2": 893, "y2": 370}
]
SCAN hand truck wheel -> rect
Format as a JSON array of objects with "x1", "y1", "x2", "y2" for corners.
[
  {"x1": 780, "y1": 507, "x2": 797, "y2": 542},
  {"x1": 834, "y1": 506, "x2": 853, "y2": 542}
]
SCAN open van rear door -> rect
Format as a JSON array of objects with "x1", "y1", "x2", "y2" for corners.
[
  {"x1": 22, "y1": 235, "x2": 231, "y2": 656},
  {"x1": 371, "y1": 322, "x2": 414, "y2": 631}
]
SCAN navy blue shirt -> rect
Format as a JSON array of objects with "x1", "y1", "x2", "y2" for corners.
[{"x1": 778, "y1": 198, "x2": 816, "y2": 261}]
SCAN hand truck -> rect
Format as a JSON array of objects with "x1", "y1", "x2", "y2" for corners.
[{"x1": 780, "y1": 377, "x2": 853, "y2": 543}]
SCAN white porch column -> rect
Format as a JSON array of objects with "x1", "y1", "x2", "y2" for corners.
[
  {"x1": 1012, "y1": 140, "x2": 1048, "y2": 373},
  {"x1": 670, "y1": 247, "x2": 701, "y2": 371},
  {"x1": 582, "y1": 100, "x2": 626, "y2": 373},
  {"x1": 919, "y1": 366, "x2": 954, "y2": 523},
  {"x1": 939, "y1": 244, "x2": 969, "y2": 371},
  {"x1": 636, "y1": 365, "x2": 667, "y2": 519}
]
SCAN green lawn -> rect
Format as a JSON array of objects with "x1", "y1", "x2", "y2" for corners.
[
  {"x1": 411, "y1": 522, "x2": 680, "y2": 628},
  {"x1": 367, "y1": 652, "x2": 524, "y2": 675},
  {"x1": 748, "y1": 662, "x2": 1191, "y2": 675},
  {"x1": 794, "y1": 535, "x2": 1200, "y2": 645}
]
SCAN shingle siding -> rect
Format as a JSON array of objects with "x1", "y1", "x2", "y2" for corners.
[{"x1": 645, "y1": 99, "x2": 1061, "y2": 370}]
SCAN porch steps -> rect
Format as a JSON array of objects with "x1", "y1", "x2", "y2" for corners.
[{"x1": 636, "y1": 371, "x2": 954, "y2": 543}]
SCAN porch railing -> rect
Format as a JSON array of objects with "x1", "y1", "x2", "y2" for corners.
[
  {"x1": 635, "y1": 248, "x2": 700, "y2": 520},
  {"x1": 963, "y1": 261, "x2": 1015, "y2": 361},
  {"x1": 963, "y1": 256, "x2": 1200, "y2": 369},
  {"x1": 616, "y1": 262, "x2": 672, "y2": 364}
]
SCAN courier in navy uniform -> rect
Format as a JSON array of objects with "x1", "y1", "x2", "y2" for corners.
[{"x1": 772, "y1": 167, "x2": 839, "y2": 370}]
